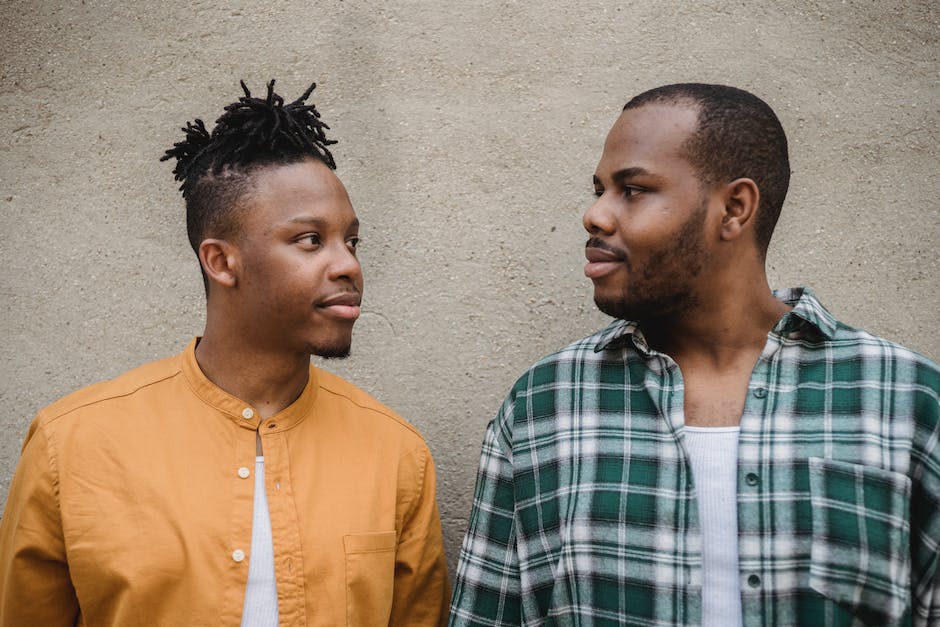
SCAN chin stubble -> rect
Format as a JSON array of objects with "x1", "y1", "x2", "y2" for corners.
[{"x1": 314, "y1": 344, "x2": 352, "y2": 360}]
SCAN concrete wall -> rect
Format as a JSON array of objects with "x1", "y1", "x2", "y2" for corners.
[{"x1": 2, "y1": 1, "x2": 937, "y2": 576}]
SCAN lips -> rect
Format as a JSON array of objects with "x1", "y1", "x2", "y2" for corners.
[
  {"x1": 585, "y1": 247, "x2": 623, "y2": 263},
  {"x1": 584, "y1": 244, "x2": 626, "y2": 279},
  {"x1": 316, "y1": 292, "x2": 362, "y2": 320}
]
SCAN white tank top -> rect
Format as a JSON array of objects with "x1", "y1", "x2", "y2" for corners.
[
  {"x1": 683, "y1": 426, "x2": 743, "y2": 627},
  {"x1": 241, "y1": 456, "x2": 279, "y2": 626}
]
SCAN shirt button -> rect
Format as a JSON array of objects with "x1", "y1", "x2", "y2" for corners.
[
  {"x1": 753, "y1": 387, "x2": 767, "y2": 399},
  {"x1": 748, "y1": 574, "x2": 761, "y2": 588},
  {"x1": 237, "y1": 467, "x2": 250, "y2": 479},
  {"x1": 232, "y1": 549, "x2": 246, "y2": 563},
  {"x1": 241, "y1": 408, "x2": 254, "y2": 419},
  {"x1": 745, "y1": 473, "x2": 760, "y2": 486}
]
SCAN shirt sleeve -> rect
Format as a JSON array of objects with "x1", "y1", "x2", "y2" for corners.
[
  {"x1": 0, "y1": 420, "x2": 80, "y2": 626},
  {"x1": 449, "y1": 418, "x2": 521, "y2": 626},
  {"x1": 910, "y1": 379, "x2": 940, "y2": 626},
  {"x1": 388, "y1": 444, "x2": 451, "y2": 627}
]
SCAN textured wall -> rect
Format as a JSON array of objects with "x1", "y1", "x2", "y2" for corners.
[{"x1": 2, "y1": 1, "x2": 938, "y2": 576}]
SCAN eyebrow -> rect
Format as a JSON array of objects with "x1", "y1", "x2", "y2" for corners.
[
  {"x1": 594, "y1": 167, "x2": 651, "y2": 187},
  {"x1": 285, "y1": 216, "x2": 360, "y2": 229}
]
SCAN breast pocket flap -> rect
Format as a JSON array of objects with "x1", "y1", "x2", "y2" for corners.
[
  {"x1": 344, "y1": 531, "x2": 397, "y2": 626},
  {"x1": 808, "y1": 457, "x2": 911, "y2": 625}
]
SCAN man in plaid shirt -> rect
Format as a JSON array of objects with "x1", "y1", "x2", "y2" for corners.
[{"x1": 449, "y1": 84, "x2": 939, "y2": 626}]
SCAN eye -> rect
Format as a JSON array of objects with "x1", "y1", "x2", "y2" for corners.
[
  {"x1": 622, "y1": 186, "x2": 643, "y2": 198},
  {"x1": 594, "y1": 187, "x2": 604, "y2": 198},
  {"x1": 346, "y1": 236, "x2": 360, "y2": 252},
  {"x1": 298, "y1": 233, "x2": 321, "y2": 248}
]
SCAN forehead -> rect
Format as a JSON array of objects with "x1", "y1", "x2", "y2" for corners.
[
  {"x1": 595, "y1": 103, "x2": 700, "y2": 177},
  {"x1": 242, "y1": 158, "x2": 356, "y2": 229}
]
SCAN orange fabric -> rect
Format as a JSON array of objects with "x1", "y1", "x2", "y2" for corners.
[{"x1": 0, "y1": 339, "x2": 449, "y2": 626}]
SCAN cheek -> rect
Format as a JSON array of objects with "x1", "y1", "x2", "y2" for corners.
[
  {"x1": 249, "y1": 269, "x2": 308, "y2": 311},
  {"x1": 625, "y1": 218, "x2": 683, "y2": 253}
]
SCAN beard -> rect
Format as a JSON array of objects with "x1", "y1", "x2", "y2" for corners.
[
  {"x1": 316, "y1": 345, "x2": 351, "y2": 360},
  {"x1": 594, "y1": 199, "x2": 710, "y2": 322},
  {"x1": 305, "y1": 326, "x2": 354, "y2": 359},
  {"x1": 310, "y1": 337, "x2": 352, "y2": 360}
]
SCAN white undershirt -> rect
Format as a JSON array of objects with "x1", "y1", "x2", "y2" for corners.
[
  {"x1": 683, "y1": 426, "x2": 743, "y2": 627},
  {"x1": 241, "y1": 456, "x2": 279, "y2": 627}
]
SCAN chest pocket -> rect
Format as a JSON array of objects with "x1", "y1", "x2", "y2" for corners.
[
  {"x1": 344, "y1": 531, "x2": 397, "y2": 626},
  {"x1": 808, "y1": 457, "x2": 911, "y2": 625}
]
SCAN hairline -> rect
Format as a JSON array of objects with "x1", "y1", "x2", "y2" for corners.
[
  {"x1": 620, "y1": 89, "x2": 784, "y2": 256},
  {"x1": 191, "y1": 154, "x2": 333, "y2": 243},
  {"x1": 622, "y1": 98, "x2": 719, "y2": 187}
]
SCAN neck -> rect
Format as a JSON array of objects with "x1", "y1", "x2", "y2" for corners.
[
  {"x1": 642, "y1": 274, "x2": 791, "y2": 369},
  {"x1": 195, "y1": 325, "x2": 311, "y2": 420}
]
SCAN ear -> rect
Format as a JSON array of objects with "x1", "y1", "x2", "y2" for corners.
[
  {"x1": 719, "y1": 178, "x2": 760, "y2": 242},
  {"x1": 198, "y1": 238, "x2": 240, "y2": 289}
]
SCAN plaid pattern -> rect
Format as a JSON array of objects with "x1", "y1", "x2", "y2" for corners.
[{"x1": 450, "y1": 288, "x2": 940, "y2": 626}]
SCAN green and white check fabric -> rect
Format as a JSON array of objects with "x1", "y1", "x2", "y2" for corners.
[{"x1": 449, "y1": 288, "x2": 940, "y2": 626}]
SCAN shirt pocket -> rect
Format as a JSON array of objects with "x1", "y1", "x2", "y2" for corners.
[
  {"x1": 808, "y1": 457, "x2": 911, "y2": 625},
  {"x1": 344, "y1": 530, "x2": 397, "y2": 626}
]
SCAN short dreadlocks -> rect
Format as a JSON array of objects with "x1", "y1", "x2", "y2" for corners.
[{"x1": 161, "y1": 80, "x2": 337, "y2": 281}]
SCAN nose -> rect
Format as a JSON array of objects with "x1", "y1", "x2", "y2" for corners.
[
  {"x1": 582, "y1": 193, "x2": 617, "y2": 236},
  {"x1": 328, "y1": 243, "x2": 362, "y2": 284}
]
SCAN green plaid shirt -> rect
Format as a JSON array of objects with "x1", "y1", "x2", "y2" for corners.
[{"x1": 450, "y1": 288, "x2": 940, "y2": 626}]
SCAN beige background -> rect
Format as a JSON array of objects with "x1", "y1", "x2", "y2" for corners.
[{"x1": 1, "y1": 1, "x2": 938, "y2": 576}]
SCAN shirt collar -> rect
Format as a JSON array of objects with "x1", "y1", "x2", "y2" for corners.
[
  {"x1": 770, "y1": 286, "x2": 838, "y2": 340},
  {"x1": 593, "y1": 286, "x2": 837, "y2": 353},
  {"x1": 593, "y1": 319, "x2": 644, "y2": 354},
  {"x1": 180, "y1": 338, "x2": 319, "y2": 431}
]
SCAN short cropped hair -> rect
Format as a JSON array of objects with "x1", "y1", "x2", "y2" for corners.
[{"x1": 624, "y1": 83, "x2": 790, "y2": 253}]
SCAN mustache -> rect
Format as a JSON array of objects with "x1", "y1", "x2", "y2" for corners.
[{"x1": 585, "y1": 237, "x2": 627, "y2": 259}]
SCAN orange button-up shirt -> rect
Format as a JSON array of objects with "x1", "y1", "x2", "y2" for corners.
[{"x1": 0, "y1": 340, "x2": 450, "y2": 626}]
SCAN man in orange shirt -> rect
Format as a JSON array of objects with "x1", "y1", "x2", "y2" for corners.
[{"x1": 0, "y1": 80, "x2": 449, "y2": 626}]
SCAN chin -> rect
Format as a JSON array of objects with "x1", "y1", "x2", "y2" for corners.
[
  {"x1": 593, "y1": 286, "x2": 651, "y2": 321},
  {"x1": 316, "y1": 349, "x2": 351, "y2": 360},
  {"x1": 307, "y1": 337, "x2": 353, "y2": 359},
  {"x1": 594, "y1": 298, "x2": 632, "y2": 321},
  {"x1": 595, "y1": 290, "x2": 696, "y2": 322},
  {"x1": 593, "y1": 288, "x2": 633, "y2": 320}
]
